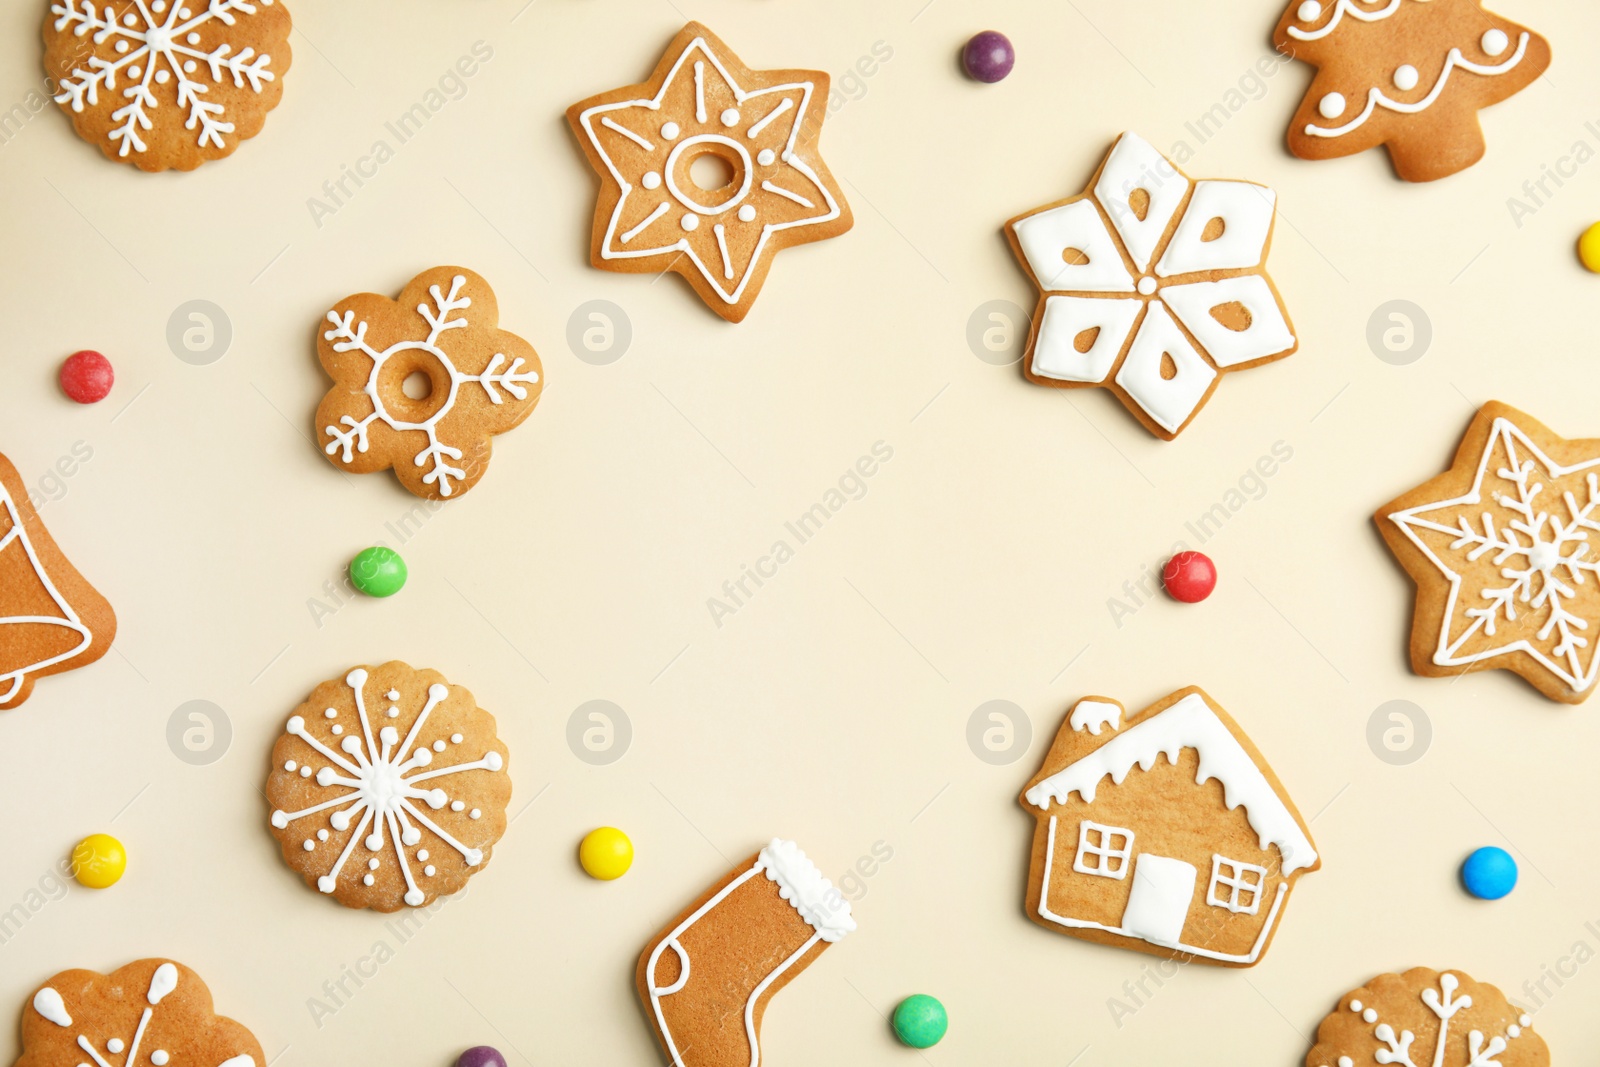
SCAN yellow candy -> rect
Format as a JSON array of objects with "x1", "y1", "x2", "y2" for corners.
[
  {"x1": 579, "y1": 827, "x2": 633, "y2": 880},
  {"x1": 1581, "y1": 222, "x2": 1600, "y2": 274},
  {"x1": 71, "y1": 833, "x2": 126, "y2": 889}
]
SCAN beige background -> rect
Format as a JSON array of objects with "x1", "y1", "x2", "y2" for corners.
[{"x1": 3, "y1": 0, "x2": 1600, "y2": 1063}]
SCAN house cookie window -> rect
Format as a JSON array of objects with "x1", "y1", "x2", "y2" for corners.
[
  {"x1": 1073, "y1": 820, "x2": 1133, "y2": 879},
  {"x1": 1207, "y1": 855, "x2": 1268, "y2": 914}
]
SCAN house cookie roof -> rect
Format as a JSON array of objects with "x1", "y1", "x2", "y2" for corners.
[{"x1": 1023, "y1": 692, "x2": 1318, "y2": 874}]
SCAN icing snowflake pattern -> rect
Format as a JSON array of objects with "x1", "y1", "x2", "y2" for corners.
[
  {"x1": 268, "y1": 667, "x2": 509, "y2": 909},
  {"x1": 1310, "y1": 971, "x2": 1541, "y2": 1067},
  {"x1": 315, "y1": 268, "x2": 543, "y2": 500},
  {"x1": 1390, "y1": 416, "x2": 1600, "y2": 694},
  {"x1": 1006, "y1": 132, "x2": 1297, "y2": 437},
  {"x1": 48, "y1": 0, "x2": 289, "y2": 165}
]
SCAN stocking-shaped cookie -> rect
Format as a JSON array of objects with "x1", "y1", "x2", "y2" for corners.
[
  {"x1": 637, "y1": 839, "x2": 855, "y2": 1067},
  {"x1": 1274, "y1": 0, "x2": 1551, "y2": 182},
  {"x1": 0, "y1": 452, "x2": 115, "y2": 710}
]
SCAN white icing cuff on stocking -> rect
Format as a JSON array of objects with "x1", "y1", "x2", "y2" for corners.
[{"x1": 755, "y1": 838, "x2": 857, "y2": 942}]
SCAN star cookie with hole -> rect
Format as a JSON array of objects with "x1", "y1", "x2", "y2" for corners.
[
  {"x1": 1379, "y1": 402, "x2": 1600, "y2": 704},
  {"x1": 315, "y1": 267, "x2": 543, "y2": 500},
  {"x1": 1004, "y1": 132, "x2": 1298, "y2": 439},
  {"x1": 266, "y1": 662, "x2": 511, "y2": 912},
  {"x1": 44, "y1": 0, "x2": 292, "y2": 172},
  {"x1": 567, "y1": 22, "x2": 852, "y2": 323}
]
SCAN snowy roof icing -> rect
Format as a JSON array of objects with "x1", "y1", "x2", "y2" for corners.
[{"x1": 1024, "y1": 693, "x2": 1317, "y2": 874}]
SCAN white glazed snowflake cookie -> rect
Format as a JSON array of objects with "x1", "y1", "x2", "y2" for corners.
[
  {"x1": 1005, "y1": 132, "x2": 1298, "y2": 439},
  {"x1": 1380, "y1": 401, "x2": 1600, "y2": 704},
  {"x1": 314, "y1": 266, "x2": 544, "y2": 501},
  {"x1": 43, "y1": 0, "x2": 292, "y2": 172},
  {"x1": 17, "y1": 959, "x2": 263, "y2": 1067},
  {"x1": 265, "y1": 662, "x2": 511, "y2": 912}
]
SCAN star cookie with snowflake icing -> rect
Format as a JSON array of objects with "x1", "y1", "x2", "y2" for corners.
[
  {"x1": 1379, "y1": 402, "x2": 1600, "y2": 703},
  {"x1": 1004, "y1": 133, "x2": 1298, "y2": 439},
  {"x1": 566, "y1": 22, "x2": 853, "y2": 323},
  {"x1": 265, "y1": 662, "x2": 512, "y2": 912},
  {"x1": 44, "y1": 0, "x2": 291, "y2": 172},
  {"x1": 315, "y1": 267, "x2": 544, "y2": 500},
  {"x1": 17, "y1": 958, "x2": 263, "y2": 1067}
]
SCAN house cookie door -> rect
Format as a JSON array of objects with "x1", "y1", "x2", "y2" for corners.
[{"x1": 1121, "y1": 854, "x2": 1197, "y2": 945}]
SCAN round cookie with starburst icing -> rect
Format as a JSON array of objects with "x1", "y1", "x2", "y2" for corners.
[
  {"x1": 43, "y1": 0, "x2": 292, "y2": 172},
  {"x1": 265, "y1": 662, "x2": 511, "y2": 912}
]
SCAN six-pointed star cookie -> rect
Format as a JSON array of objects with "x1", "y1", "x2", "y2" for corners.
[
  {"x1": 566, "y1": 22, "x2": 852, "y2": 323},
  {"x1": 1005, "y1": 132, "x2": 1298, "y2": 439},
  {"x1": 1378, "y1": 402, "x2": 1600, "y2": 703}
]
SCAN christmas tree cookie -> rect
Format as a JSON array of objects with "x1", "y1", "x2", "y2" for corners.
[{"x1": 1273, "y1": 0, "x2": 1551, "y2": 182}]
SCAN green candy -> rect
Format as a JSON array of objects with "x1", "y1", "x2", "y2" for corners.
[
  {"x1": 349, "y1": 546, "x2": 407, "y2": 598},
  {"x1": 891, "y1": 994, "x2": 947, "y2": 1049}
]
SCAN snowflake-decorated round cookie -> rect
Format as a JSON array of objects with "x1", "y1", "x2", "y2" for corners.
[
  {"x1": 1306, "y1": 968, "x2": 1547, "y2": 1067},
  {"x1": 44, "y1": 0, "x2": 292, "y2": 172},
  {"x1": 16, "y1": 958, "x2": 263, "y2": 1067},
  {"x1": 316, "y1": 267, "x2": 543, "y2": 501},
  {"x1": 1378, "y1": 401, "x2": 1600, "y2": 703},
  {"x1": 266, "y1": 662, "x2": 511, "y2": 912}
]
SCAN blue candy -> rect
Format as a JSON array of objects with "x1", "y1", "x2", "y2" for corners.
[{"x1": 1461, "y1": 846, "x2": 1517, "y2": 900}]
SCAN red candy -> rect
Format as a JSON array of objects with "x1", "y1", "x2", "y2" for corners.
[
  {"x1": 1162, "y1": 551, "x2": 1216, "y2": 603},
  {"x1": 60, "y1": 351, "x2": 114, "y2": 404}
]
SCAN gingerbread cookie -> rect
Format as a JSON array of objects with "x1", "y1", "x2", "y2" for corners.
[
  {"x1": 17, "y1": 958, "x2": 262, "y2": 1067},
  {"x1": 1274, "y1": 0, "x2": 1551, "y2": 182},
  {"x1": 0, "y1": 452, "x2": 115, "y2": 711},
  {"x1": 1378, "y1": 402, "x2": 1600, "y2": 703},
  {"x1": 316, "y1": 267, "x2": 543, "y2": 500},
  {"x1": 567, "y1": 22, "x2": 852, "y2": 323},
  {"x1": 638, "y1": 839, "x2": 855, "y2": 1067},
  {"x1": 44, "y1": 0, "x2": 292, "y2": 172},
  {"x1": 266, "y1": 662, "x2": 510, "y2": 912},
  {"x1": 1019, "y1": 688, "x2": 1319, "y2": 966},
  {"x1": 1005, "y1": 132, "x2": 1297, "y2": 439},
  {"x1": 1307, "y1": 968, "x2": 1547, "y2": 1067}
]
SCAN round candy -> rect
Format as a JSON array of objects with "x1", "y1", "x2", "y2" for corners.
[
  {"x1": 1578, "y1": 221, "x2": 1600, "y2": 273},
  {"x1": 1162, "y1": 551, "x2": 1217, "y2": 603},
  {"x1": 962, "y1": 31, "x2": 1014, "y2": 83},
  {"x1": 1461, "y1": 846, "x2": 1517, "y2": 900},
  {"x1": 579, "y1": 826, "x2": 634, "y2": 880},
  {"x1": 71, "y1": 833, "x2": 126, "y2": 889},
  {"x1": 59, "y1": 351, "x2": 114, "y2": 404},
  {"x1": 348, "y1": 546, "x2": 407, "y2": 598},
  {"x1": 892, "y1": 994, "x2": 948, "y2": 1049},
  {"x1": 455, "y1": 1048, "x2": 506, "y2": 1067}
]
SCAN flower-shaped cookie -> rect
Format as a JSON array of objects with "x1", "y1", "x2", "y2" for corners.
[
  {"x1": 44, "y1": 0, "x2": 292, "y2": 172},
  {"x1": 567, "y1": 22, "x2": 852, "y2": 323},
  {"x1": 17, "y1": 958, "x2": 262, "y2": 1067},
  {"x1": 315, "y1": 267, "x2": 543, "y2": 500},
  {"x1": 266, "y1": 662, "x2": 511, "y2": 912},
  {"x1": 1379, "y1": 401, "x2": 1600, "y2": 703},
  {"x1": 1005, "y1": 132, "x2": 1298, "y2": 438}
]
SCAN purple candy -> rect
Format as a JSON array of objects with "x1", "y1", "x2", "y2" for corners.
[
  {"x1": 963, "y1": 31, "x2": 1015, "y2": 83},
  {"x1": 456, "y1": 1048, "x2": 507, "y2": 1067}
]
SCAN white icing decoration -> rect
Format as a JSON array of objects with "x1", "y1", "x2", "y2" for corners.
[
  {"x1": 219, "y1": 1058, "x2": 257, "y2": 1067},
  {"x1": 152, "y1": 1052, "x2": 170, "y2": 1065},
  {"x1": 417, "y1": 849, "x2": 429, "y2": 860},
  {"x1": 1296, "y1": 0, "x2": 1322, "y2": 20},
  {"x1": 1159, "y1": 276, "x2": 1297, "y2": 369},
  {"x1": 269, "y1": 672, "x2": 504, "y2": 907},
  {"x1": 1025, "y1": 692, "x2": 1318, "y2": 873},
  {"x1": 1388, "y1": 416, "x2": 1600, "y2": 694},
  {"x1": 0, "y1": 478, "x2": 95, "y2": 706},
  {"x1": 469, "y1": 808, "x2": 482, "y2": 819},
  {"x1": 642, "y1": 171, "x2": 662, "y2": 190},
  {"x1": 302, "y1": 839, "x2": 314, "y2": 851},
  {"x1": 424, "y1": 865, "x2": 436, "y2": 876},
  {"x1": 108, "y1": 1039, "x2": 124, "y2": 1054},
  {"x1": 1093, "y1": 133, "x2": 1190, "y2": 272},
  {"x1": 1318, "y1": 92, "x2": 1346, "y2": 119},
  {"x1": 575, "y1": 36, "x2": 838, "y2": 305},
  {"x1": 666, "y1": 134, "x2": 752, "y2": 214},
  {"x1": 1113, "y1": 302, "x2": 1217, "y2": 434},
  {"x1": 451, "y1": 800, "x2": 466, "y2": 812},
  {"x1": 450, "y1": 733, "x2": 463, "y2": 744},
  {"x1": 1350, "y1": 973, "x2": 1529, "y2": 1067},
  {"x1": 284, "y1": 760, "x2": 297, "y2": 772},
  {"x1": 1482, "y1": 28, "x2": 1509, "y2": 56},
  {"x1": 299, "y1": 765, "x2": 311, "y2": 778},
  {"x1": 1121, "y1": 854, "x2": 1196, "y2": 944},
  {"x1": 1393, "y1": 64, "x2": 1419, "y2": 91},
  {"x1": 1137, "y1": 276, "x2": 1157, "y2": 295},
  {"x1": 1155, "y1": 180, "x2": 1276, "y2": 277},
  {"x1": 321, "y1": 274, "x2": 540, "y2": 498},
  {"x1": 32, "y1": 988, "x2": 71, "y2": 1027},
  {"x1": 738, "y1": 205, "x2": 757, "y2": 222},
  {"x1": 681, "y1": 213, "x2": 699, "y2": 231},
  {"x1": 433, "y1": 740, "x2": 446, "y2": 752},
  {"x1": 49, "y1": 0, "x2": 280, "y2": 157},
  {"x1": 1287, "y1": 0, "x2": 1400, "y2": 41},
  {"x1": 1363, "y1": 1008, "x2": 1377, "y2": 1023},
  {"x1": 753, "y1": 838, "x2": 857, "y2": 941},
  {"x1": 1013, "y1": 199, "x2": 1135, "y2": 294},
  {"x1": 147, "y1": 963, "x2": 178, "y2": 1004},
  {"x1": 1031, "y1": 296, "x2": 1142, "y2": 383},
  {"x1": 1305, "y1": 34, "x2": 1532, "y2": 139},
  {"x1": 1068, "y1": 699, "x2": 1122, "y2": 736},
  {"x1": 600, "y1": 115, "x2": 653, "y2": 151}
]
